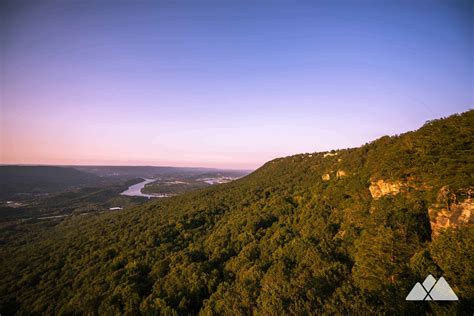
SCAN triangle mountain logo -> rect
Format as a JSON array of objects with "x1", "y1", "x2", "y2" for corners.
[{"x1": 406, "y1": 275, "x2": 458, "y2": 301}]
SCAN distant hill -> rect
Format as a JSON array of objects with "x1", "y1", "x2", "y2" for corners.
[
  {"x1": 73, "y1": 165, "x2": 251, "y2": 179},
  {"x1": 0, "y1": 111, "x2": 472, "y2": 315},
  {"x1": 0, "y1": 166, "x2": 251, "y2": 201},
  {"x1": 0, "y1": 166, "x2": 101, "y2": 199}
]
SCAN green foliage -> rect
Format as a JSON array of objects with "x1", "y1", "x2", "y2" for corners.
[
  {"x1": 0, "y1": 110, "x2": 473, "y2": 314},
  {"x1": 142, "y1": 180, "x2": 210, "y2": 195}
]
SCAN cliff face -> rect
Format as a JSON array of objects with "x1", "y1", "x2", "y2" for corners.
[
  {"x1": 369, "y1": 180, "x2": 473, "y2": 236},
  {"x1": 336, "y1": 170, "x2": 347, "y2": 178},
  {"x1": 369, "y1": 180, "x2": 405, "y2": 199},
  {"x1": 429, "y1": 187, "x2": 473, "y2": 236}
]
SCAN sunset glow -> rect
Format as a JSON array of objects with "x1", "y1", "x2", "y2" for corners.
[{"x1": 1, "y1": 1, "x2": 472, "y2": 169}]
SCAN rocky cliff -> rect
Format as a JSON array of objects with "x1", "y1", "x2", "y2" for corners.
[
  {"x1": 429, "y1": 187, "x2": 473, "y2": 236},
  {"x1": 369, "y1": 180, "x2": 405, "y2": 199}
]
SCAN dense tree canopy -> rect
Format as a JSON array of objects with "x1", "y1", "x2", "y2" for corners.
[{"x1": 1, "y1": 111, "x2": 473, "y2": 315}]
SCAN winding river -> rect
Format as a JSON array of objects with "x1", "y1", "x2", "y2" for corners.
[{"x1": 120, "y1": 178, "x2": 157, "y2": 198}]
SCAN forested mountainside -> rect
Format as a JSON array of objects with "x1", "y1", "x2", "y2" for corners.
[
  {"x1": 1, "y1": 111, "x2": 473, "y2": 315},
  {"x1": 0, "y1": 166, "x2": 101, "y2": 200}
]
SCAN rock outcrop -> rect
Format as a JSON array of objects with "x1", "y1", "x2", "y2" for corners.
[
  {"x1": 429, "y1": 187, "x2": 473, "y2": 236},
  {"x1": 322, "y1": 174, "x2": 331, "y2": 181},
  {"x1": 369, "y1": 180, "x2": 405, "y2": 199},
  {"x1": 336, "y1": 170, "x2": 347, "y2": 178}
]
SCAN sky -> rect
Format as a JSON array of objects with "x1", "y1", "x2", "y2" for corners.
[{"x1": 1, "y1": 0, "x2": 473, "y2": 169}]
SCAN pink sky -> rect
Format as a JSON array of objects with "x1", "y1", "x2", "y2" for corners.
[{"x1": 1, "y1": 1, "x2": 472, "y2": 169}]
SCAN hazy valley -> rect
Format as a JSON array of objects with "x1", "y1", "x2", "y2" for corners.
[{"x1": 0, "y1": 166, "x2": 249, "y2": 222}]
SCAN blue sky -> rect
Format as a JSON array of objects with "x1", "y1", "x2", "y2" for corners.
[{"x1": 1, "y1": 0, "x2": 473, "y2": 169}]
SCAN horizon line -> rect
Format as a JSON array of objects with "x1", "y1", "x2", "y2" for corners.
[{"x1": 0, "y1": 163, "x2": 256, "y2": 171}]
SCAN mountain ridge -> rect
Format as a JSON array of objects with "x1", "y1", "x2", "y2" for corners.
[{"x1": 0, "y1": 110, "x2": 473, "y2": 315}]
